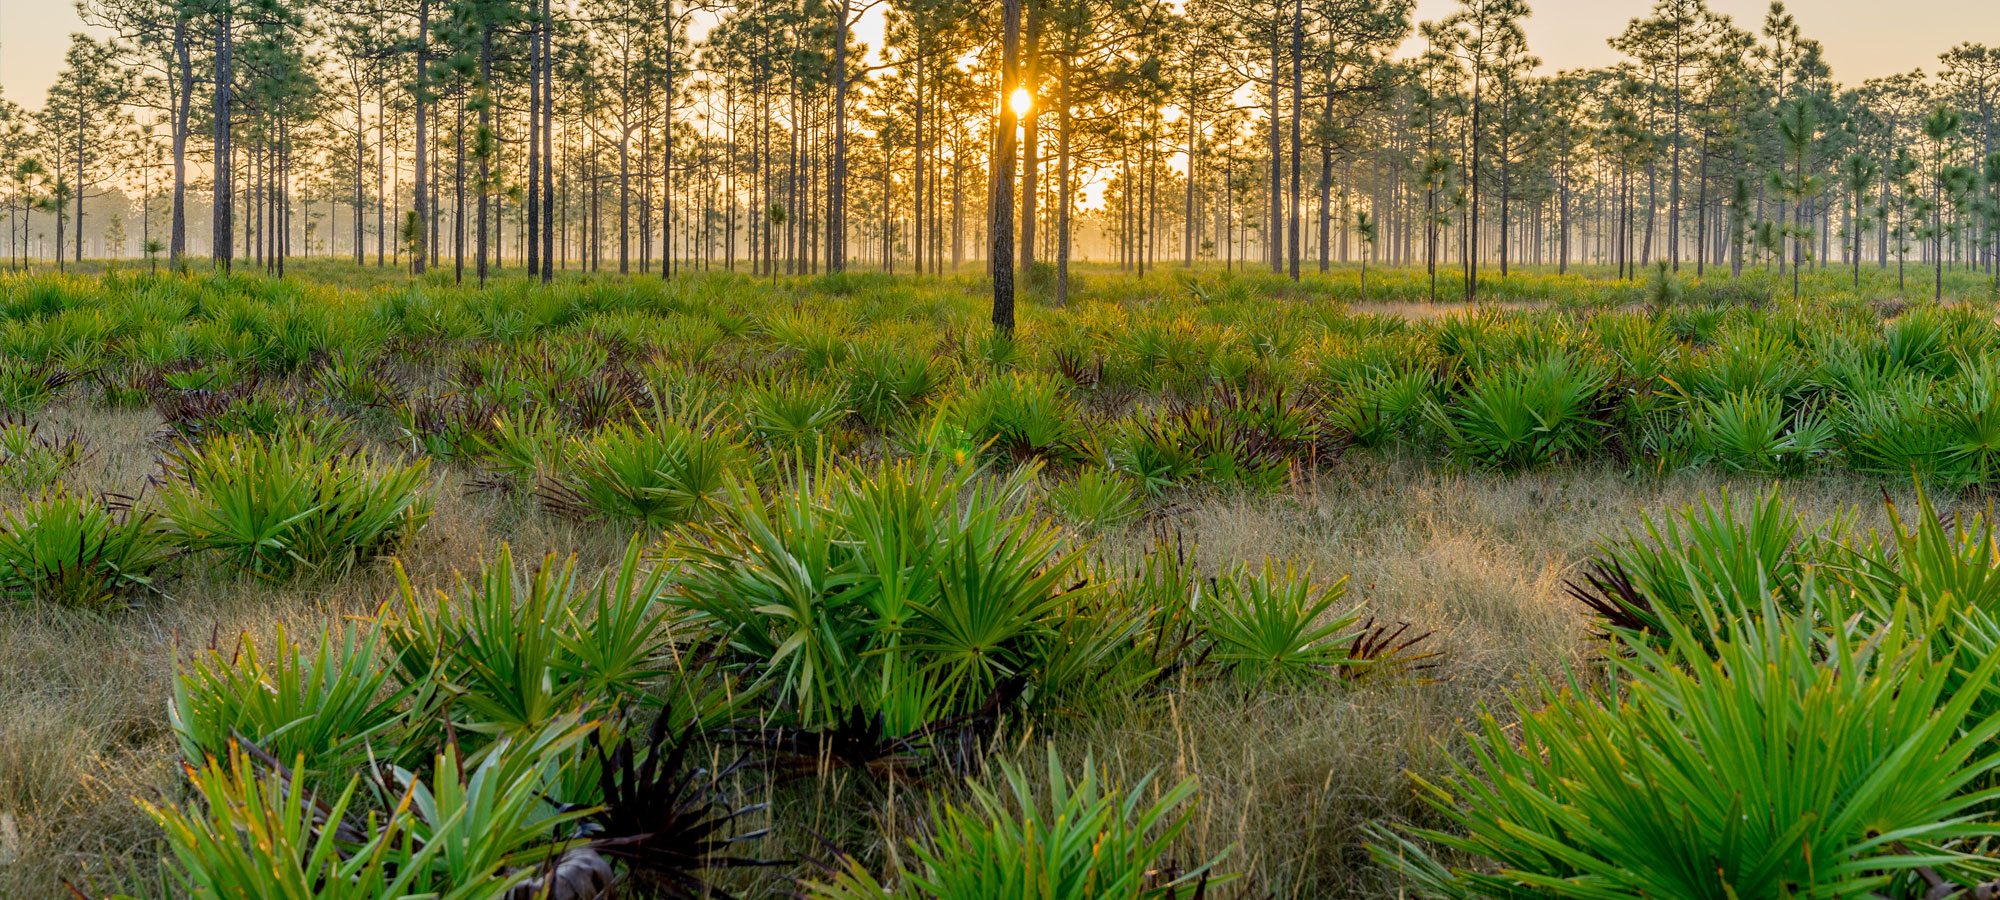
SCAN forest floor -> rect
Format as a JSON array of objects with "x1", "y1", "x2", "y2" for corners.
[
  {"x1": 2, "y1": 259, "x2": 1997, "y2": 898},
  {"x1": 0, "y1": 401, "x2": 1920, "y2": 897}
]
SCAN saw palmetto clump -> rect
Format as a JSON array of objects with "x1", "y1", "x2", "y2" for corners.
[
  {"x1": 0, "y1": 488, "x2": 173, "y2": 610},
  {"x1": 1565, "y1": 487, "x2": 1840, "y2": 645},
  {"x1": 1426, "y1": 351, "x2": 1610, "y2": 470},
  {"x1": 538, "y1": 409, "x2": 746, "y2": 527},
  {"x1": 1043, "y1": 468, "x2": 1144, "y2": 534},
  {"x1": 664, "y1": 457, "x2": 1101, "y2": 769},
  {"x1": 0, "y1": 355, "x2": 78, "y2": 412},
  {"x1": 1199, "y1": 561, "x2": 1437, "y2": 688},
  {"x1": 380, "y1": 537, "x2": 684, "y2": 741},
  {"x1": 169, "y1": 624, "x2": 412, "y2": 782},
  {"x1": 1373, "y1": 586, "x2": 2000, "y2": 900},
  {"x1": 0, "y1": 413, "x2": 86, "y2": 489},
  {"x1": 154, "y1": 431, "x2": 431, "y2": 582},
  {"x1": 799, "y1": 749, "x2": 1230, "y2": 900}
]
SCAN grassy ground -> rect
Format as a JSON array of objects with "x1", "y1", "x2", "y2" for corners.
[
  {"x1": 10, "y1": 255, "x2": 1999, "y2": 303},
  {"x1": 0, "y1": 399, "x2": 1926, "y2": 898},
  {"x1": 1, "y1": 257, "x2": 1995, "y2": 898}
]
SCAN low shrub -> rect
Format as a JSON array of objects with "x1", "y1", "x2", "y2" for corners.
[
  {"x1": 0, "y1": 356, "x2": 77, "y2": 411},
  {"x1": 1428, "y1": 352, "x2": 1608, "y2": 469},
  {"x1": 1327, "y1": 367, "x2": 1431, "y2": 450},
  {"x1": 1689, "y1": 389, "x2": 1833, "y2": 474},
  {"x1": 169, "y1": 624, "x2": 410, "y2": 779},
  {"x1": 952, "y1": 370, "x2": 1089, "y2": 464},
  {"x1": 1374, "y1": 589, "x2": 2000, "y2": 900},
  {"x1": 468, "y1": 407, "x2": 569, "y2": 492},
  {"x1": 0, "y1": 415, "x2": 86, "y2": 490},
  {"x1": 155, "y1": 432, "x2": 431, "y2": 581},
  {"x1": 540, "y1": 410, "x2": 745, "y2": 527},
  {"x1": 1044, "y1": 468, "x2": 1143, "y2": 533},
  {"x1": 664, "y1": 459, "x2": 1103, "y2": 741},
  {"x1": 0, "y1": 490, "x2": 173, "y2": 610},
  {"x1": 381, "y1": 539, "x2": 681, "y2": 739},
  {"x1": 143, "y1": 721, "x2": 601, "y2": 900},
  {"x1": 845, "y1": 341, "x2": 942, "y2": 427},
  {"x1": 1567, "y1": 489, "x2": 1837, "y2": 641},
  {"x1": 1111, "y1": 405, "x2": 1291, "y2": 494},
  {"x1": 740, "y1": 373, "x2": 854, "y2": 457},
  {"x1": 1200, "y1": 561, "x2": 1362, "y2": 686},
  {"x1": 802, "y1": 749, "x2": 1221, "y2": 900}
]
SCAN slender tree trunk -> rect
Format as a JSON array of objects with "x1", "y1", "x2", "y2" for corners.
[
  {"x1": 1853, "y1": 187, "x2": 1863, "y2": 288},
  {"x1": 1184, "y1": 72, "x2": 1197, "y2": 268},
  {"x1": 760, "y1": 67, "x2": 772, "y2": 276},
  {"x1": 917, "y1": 54, "x2": 929, "y2": 274},
  {"x1": 541, "y1": 0, "x2": 554, "y2": 283},
  {"x1": 1148, "y1": 123, "x2": 1158, "y2": 272},
  {"x1": 663, "y1": 3, "x2": 676, "y2": 279},
  {"x1": 1017, "y1": 1, "x2": 1040, "y2": 276},
  {"x1": 1467, "y1": 69, "x2": 1480, "y2": 300},
  {"x1": 74, "y1": 101, "x2": 86, "y2": 265},
  {"x1": 211, "y1": 6, "x2": 233, "y2": 270},
  {"x1": 1286, "y1": 0, "x2": 1301, "y2": 282},
  {"x1": 1670, "y1": 56, "x2": 1682, "y2": 271},
  {"x1": 618, "y1": 121, "x2": 631, "y2": 275},
  {"x1": 828, "y1": 0, "x2": 848, "y2": 274},
  {"x1": 1498, "y1": 127, "x2": 1510, "y2": 277},
  {"x1": 354, "y1": 74, "x2": 366, "y2": 265},
  {"x1": 992, "y1": 0, "x2": 1021, "y2": 331},
  {"x1": 786, "y1": 77, "x2": 798, "y2": 275},
  {"x1": 413, "y1": 0, "x2": 430, "y2": 275},
  {"x1": 1558, "y1": 156, "x2": 1570, "y2": 275},
  {"x1": 171, "y1": 16, "x2": 191, "y2": 268},
  {"x1": 1694, "y1": 135, "x2": 1708, "y2": 276},
  {"x1": 454, "y1": 93, "x2": 466, "y2": 283},
  {"x1": 1935, "y1": 152, "x2": 1946, "y2": 301},
  {"x1": 1317, "y1": 147, "x2": 1332, "y2": 273},
  {"x1": 952, "y1": 138, "x2": 962, "y2": 270},
  {"x1": 477, "y1": 27, "x2": 492, "y2": 286},
  {"x1": 1267, "y1": 26, "x2": 1282, "y2": 273},
  {"x1": 1056, "y1": 50, "x2": 1073, "y2": 303},
  {"x1": 528, "y1": 12, "x2": 541, "y2": 277},
  {"x1": 277, "y1": 119, "x2": 289, "y2": 276}
]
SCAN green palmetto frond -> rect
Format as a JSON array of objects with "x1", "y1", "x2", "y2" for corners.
[
  {"x1": 0, "y1": 489, "x2": 172, "y2": 610},
  {"x1": 540, "y1": 409, "x2": 746, "y2": 527},
  {"x1": 1427, "y1": 352, "x2": 1608, "y2": 469},
  {"x1": 155, "y1": 431, "x2": 431, "y2": 582},
  {"x1": 665, "y1": 457, "x2": 1097, "y2": 741},
  {"x1": 801, "y1": 749, "x2": 1223, "y2": 900},
  {"x1": 381, "y1": 537, "x2": 681, "y2": 739},
  {"x1": 169, "y1": 624, "x2": 412, "y2": 780},
  {"x1": 1200, "y1": 561, "x2": 1360, "y2": 687},
  {"x1": 1373, "y1": 584, "x2": 2000, "y2": 900}
]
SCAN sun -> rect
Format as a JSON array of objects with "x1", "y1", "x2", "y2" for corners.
[{"x1": 1009, "y1": 86, "x2": 1034, "y2": 117}]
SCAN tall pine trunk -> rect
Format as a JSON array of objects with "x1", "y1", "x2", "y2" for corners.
[
  {"x1": 992, "y1": 0, "x2": 1021, "y2": 332},
  {"x1": 1267, "y1": 25, "x2": 1282, "y2": 273},
  {"x1": 211, "y1": 6, "x2": 233, "y2": 270},
  {"x1": 413, "y1": 0, "x2": 429, "y2": 275},
  {"x1": 1286, "y1": 0, "x2": 1301, "y2": 282},
  {"x1": 1056, "y1": 50, "x2": 1073, "y2": 303},
  {"x1": 1017, "y1": 1, "x2": 1039, "y2": 276},
  {"x1": 540, "y1": 0, "x2": 554, "y2": 282},
  {"x1": 171, "y1": 15, "x2": 191, "y2": 268}
]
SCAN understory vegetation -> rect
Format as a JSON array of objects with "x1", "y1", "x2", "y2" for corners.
[{"x1": 3, "y1": 264, "x2": 2000, "y2": 899}]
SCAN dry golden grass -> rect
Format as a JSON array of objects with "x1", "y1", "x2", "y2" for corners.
[
  {"x1": 1344, "y1": 299, "x2": 1536, "y2": 322},
  {"x1": 0, "y1": 403, "x2": 1927, "y2": 898}
]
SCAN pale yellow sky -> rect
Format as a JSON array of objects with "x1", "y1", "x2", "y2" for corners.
[{"x1": 3, "y1": 0, "x2": 1997, "y2": 112}]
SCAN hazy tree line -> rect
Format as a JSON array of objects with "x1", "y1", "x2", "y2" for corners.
[{"x1": 1, "y1": 0, "x2": 1997, "y2": 305}]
